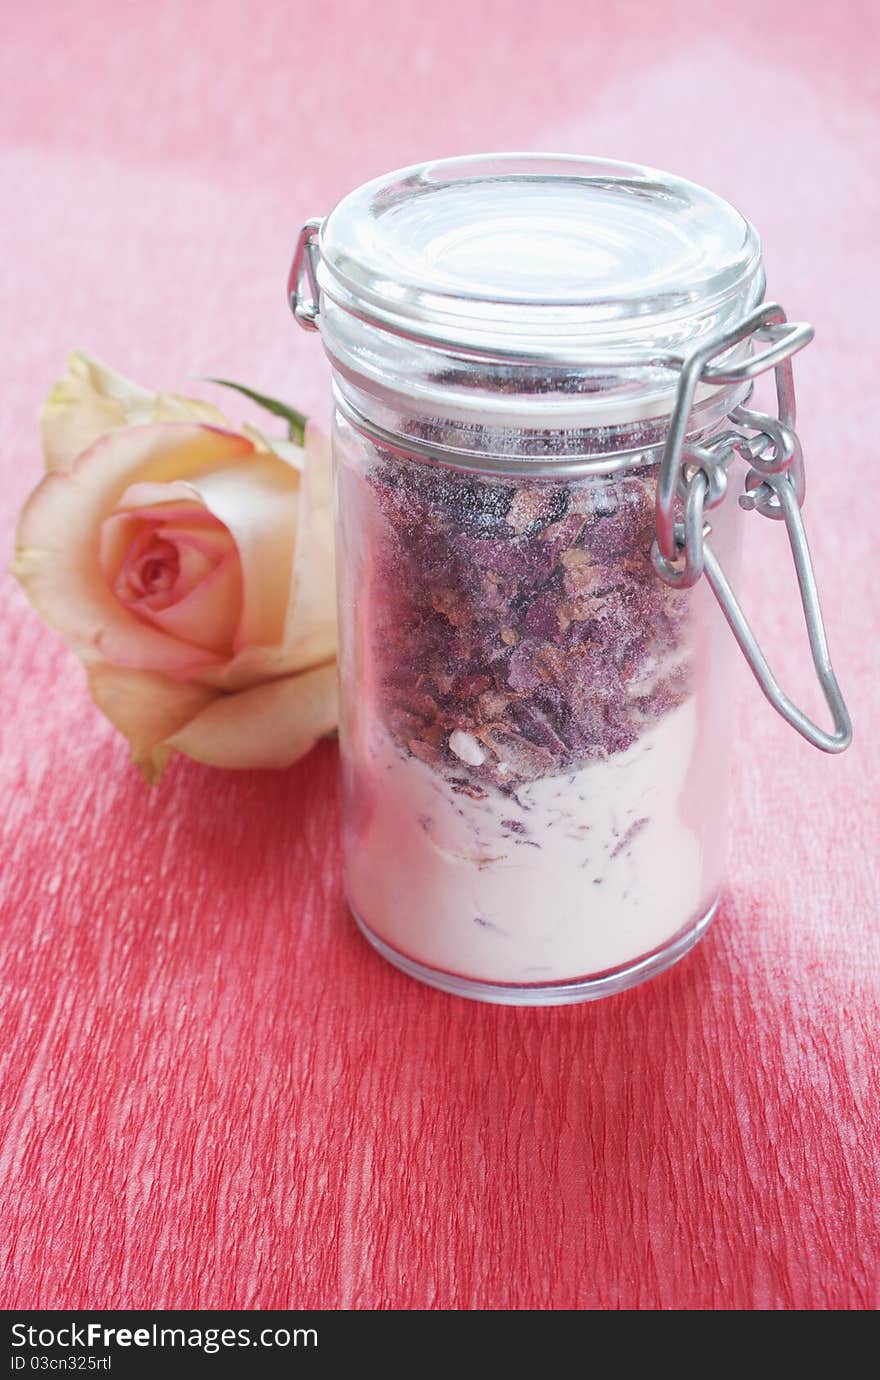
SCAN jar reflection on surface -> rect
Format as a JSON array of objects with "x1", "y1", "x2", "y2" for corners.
[{"x1": 334, "y1": 413, "x2": 742, "y2": 1001}]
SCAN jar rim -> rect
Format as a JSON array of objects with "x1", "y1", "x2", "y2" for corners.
[{"x1": 317, "y1": 153, "x2": 764, "y2": 365}]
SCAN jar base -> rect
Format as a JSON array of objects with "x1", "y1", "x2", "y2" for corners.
[{"x1": 350, "y1": 896, "x2": 720, "y2": 1006}]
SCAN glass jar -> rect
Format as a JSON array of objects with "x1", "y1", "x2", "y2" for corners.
[{"x1": 289, "y1": 154, "x2": 851, "y2": 1005}]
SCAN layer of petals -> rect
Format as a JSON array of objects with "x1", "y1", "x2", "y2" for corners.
[
  {"x1": 183, "y1": 455, "x2": 301, "y2": 651},
  {"x1": 99, "y1": 500, "x2": 232, "y2": 588},
  {"x1": 179, "y1": 428, "x2": 336, "y2": 693},
  {"x1": 87, "y1": 663, "x2": 218, "y2": 783},
  {"x1": 139, "y1": 551, "x2": 242, "y2": 655},
  {"x1": 166, "y1": 661, "x2": 338, "y2": 769}
]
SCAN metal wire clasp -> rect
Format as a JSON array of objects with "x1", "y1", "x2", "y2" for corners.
[
  {"x1": 287, "y1": 219, "x2": 322, "y2": 330},
  {"x1": 651, "y1": 303, "x2": 852, "y2": 753}
]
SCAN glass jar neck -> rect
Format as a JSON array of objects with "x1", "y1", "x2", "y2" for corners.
[{"x1": 327, "y1": 333, "x2": 752, "y2": 477}]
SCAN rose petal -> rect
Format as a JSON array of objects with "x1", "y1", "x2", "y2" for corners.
[
  {"x1": 185, "y1": 427, "x2": 336, "y2": 694},
  {"x1": 280, "y1": 423, "x2": 337, "y2": 670},
  {"x1": 13, "y1": 421, "x2": 254, "y2": 677},
  {"x1": 195, "y1": 642, "x2": 298, "y2": 692},
  {"x1": 113, "y1": 484, "x2": 225, "y2": 517},
  {"x1": 166, "y1": 661, "x2": 338, "y2": 769},
  {"x1": 99, "y1": 512, "x2": 151, "y2": 586},
  {"x1": 241, "y1": 425, "x2": 303, "y2": 463},
  {"x1": 41, "y1": 351, "x2": 234, "y2": 472},
  {"x1": 150, "y1": 393, "x2": 231, "y2": 429},
  {"x1": 165, "y1": 534, "x2": 226, "y2": 600},
  {"x1": 109, "y1": 524, "x2": 233, "y2": 598},
  {"x1": 140, "y1": 551, "x2": 242, "y2": 655},
  {"x1": 182, "y1": 455, "x2": 301, "y2": 650},
  {"x1": 87, "y1": 663, "x2": 218, "y2": 783},
  {"x1": 41, "y1": 353, "x2": 154, "y2": 472},
  {"x1": 99, "y1": 500, "x2": 231, "y2": 586}
]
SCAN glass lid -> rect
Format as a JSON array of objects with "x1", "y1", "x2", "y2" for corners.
[{"x1": 317, "y1": 153, "x2": 764, "y2": 361}]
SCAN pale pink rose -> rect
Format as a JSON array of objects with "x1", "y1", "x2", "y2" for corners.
[{"x1": 13, "y1": 352, "x2": 337, "y2": 781}]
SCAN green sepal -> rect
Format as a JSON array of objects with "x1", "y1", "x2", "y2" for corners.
[{"x1": 202, "y1": 377, "x2": 307, "y2": 445}]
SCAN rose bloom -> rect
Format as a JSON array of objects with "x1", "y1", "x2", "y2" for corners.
[{"x1": 13, "y1": 352, "x2": 337, "y2": 780}]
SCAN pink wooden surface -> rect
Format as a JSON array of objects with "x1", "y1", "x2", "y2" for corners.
[{"x1": 1, "y1": 1, "x2": 878, "y2": 1310}]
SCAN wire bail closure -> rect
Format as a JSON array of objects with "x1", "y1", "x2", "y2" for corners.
[
  {"x1": 287, "y1": 219, "x2": 322, "y2": 331},
  {"x1": 651, "y1": 302, "x2": 852, "y2": 754}
]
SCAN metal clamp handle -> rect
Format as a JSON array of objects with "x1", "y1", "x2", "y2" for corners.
[
  {"x1": 701, "y1": 474, "x2": 851, "y2": 753},
  {"x1": 652, "y1": 304, "x2": 852, "y2": 754},
  {"x1": 656, "y1": 302, "x2": 812, "y2": 562},
  {"x1": 287, "y1": 219, "x2": 322, "y2": 331}
]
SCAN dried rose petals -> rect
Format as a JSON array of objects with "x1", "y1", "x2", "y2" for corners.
[{"x1": 363, "y1": 449, "x2": 691, "y2": 791}]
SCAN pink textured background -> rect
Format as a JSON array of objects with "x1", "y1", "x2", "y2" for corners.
[{"x1": 1, "y1": 1, "x2": 877, "y2": 1310}]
